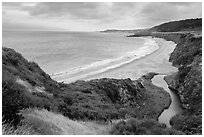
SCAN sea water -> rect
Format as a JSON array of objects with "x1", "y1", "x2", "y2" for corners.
[{"x1": 3, "y1": 31, "x2": 160, "y2": 83}]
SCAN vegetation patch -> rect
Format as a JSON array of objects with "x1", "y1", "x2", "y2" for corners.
[{"x1": 110, "y1": 118, "x2": 184, "y2": 135}]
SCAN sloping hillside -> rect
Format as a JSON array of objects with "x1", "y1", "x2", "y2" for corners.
[
  {"x1": 20, "y1": 109, "x2": 112, "y2": 135},
  {"x1": 2, "y1": 47, "x2": 173, "y2": 134},
  {"x1": 164, "y1": 34, "x2": 202, "y2": 134},
  {"x1": 2, "y1": 48, "x2": 62, "y2": 125},
  {"x1": 149, "y1": 18, "x2": 202, "y2": 32}
]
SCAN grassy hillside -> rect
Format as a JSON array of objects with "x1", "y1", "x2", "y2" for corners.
[
  {"x1": 2, "y1": 47, "x2": 176, "y2": 134},
  {"x1": 2, "y1": 48, "x2": 61, "y2": 125},
  {"x1": 19, "y1": 108, "x2": 113, "y2": 135},
  {"x1": 3, "y1": 108, "x2": 111, "y2": 135}
]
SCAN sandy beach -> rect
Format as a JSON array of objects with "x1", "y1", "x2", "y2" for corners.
[
  {"x1": 54, "y1": 37, "x2": 178, "y2": 83},
  {"x1": 83, "y1": 37, "x2": 178, "y2": 81}
]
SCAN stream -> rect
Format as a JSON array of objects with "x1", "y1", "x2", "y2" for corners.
[{"x1": 152, "y1": 75, "x2": 183, "y2": 127}]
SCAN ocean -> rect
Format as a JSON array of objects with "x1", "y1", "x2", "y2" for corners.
[{"x1": 3, "y1": 31, "x2": 176, "y2": 83}]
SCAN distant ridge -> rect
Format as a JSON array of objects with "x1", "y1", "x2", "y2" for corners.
[
  {"x1": 100, "y1": 29, "x2": 148, "y2": 33},
  {"x1": 149, "y1": 18, "x2": 202, "y2": 32},
  {"x1": 102, "y1": 18, "x2": 202, "y2": 34}
]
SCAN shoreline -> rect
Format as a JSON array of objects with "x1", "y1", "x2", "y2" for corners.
[
  {"x1": 81, "y1": 37, "x2": 177, "y2": 82},
  {"x1": 51, "y1": 37, "x2": 160, "y2": 83},
  {"x1": 51, "y1": 35, "x2": 179, "y2": 124}
]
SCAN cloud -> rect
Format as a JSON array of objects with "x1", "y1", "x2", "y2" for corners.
[
  {"x1": 3, "y1": 2, "x2": 23, "y2": 8},
  {"x1": 2, "y1": 2, "x2": 202, "y2": 31},
  {"x1": 135, "y1": 2, "x2": 202, "y2": 27},
  {"x1": 22, "y1": 2, "x2": 201, "y2": 26},
  {"x1": 22, "y1": 2, "x2": 112, "y2": 20}
]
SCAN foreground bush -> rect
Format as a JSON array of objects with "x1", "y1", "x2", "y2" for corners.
[
  {"x1": 170, "y1": 113, "x2": 202, "y2": 135},
  {"x1": 2, "y1": 122, "x2": 37, "y2": 135},
  {"x1": 110, "y1": 118, "x2": 184, "y2": 135}
]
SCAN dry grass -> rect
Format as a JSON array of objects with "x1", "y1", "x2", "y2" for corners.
[
  {"x1": 2, "y1": 122, "x2": 37, "y2": 135},
  {"x1": 15, "y1": 77, "x2": 52, "y2": 96},
  {"x1": 20, "y1": 108, "x2": 112, "y2": 135}
]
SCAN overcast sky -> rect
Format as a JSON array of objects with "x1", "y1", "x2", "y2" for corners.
[{"x1": 2, "y1": 2, "x2": 202, "y2": 31}]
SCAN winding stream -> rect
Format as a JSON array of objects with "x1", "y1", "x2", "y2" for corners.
[{"x1": 152, "y1": 75, "x2": 183, "y2": 127}]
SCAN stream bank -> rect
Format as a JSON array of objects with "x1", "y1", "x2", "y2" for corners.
[{"x1": 152, "y1": 75, "x2": 183, "y2": 127}]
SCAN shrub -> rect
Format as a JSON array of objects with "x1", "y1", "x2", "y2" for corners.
[
  {"x1": 2, "y1": 71, "x2": 58, "y2": 126},
  {"x1": 170, "y1": 114, "x2": 202, "y2": 135},
  {"x1": 110, "y1": 118, "x2": 184, "y2": 135},
  {"x1": 21, "y1": 115, "x2": 61, "y2": 135},
  {"x1": 2, "y1": 122, "x2": 37, "y2": 135},
  {"x1": 178, "y1": 66, "x2": 191, "y2": 83}
]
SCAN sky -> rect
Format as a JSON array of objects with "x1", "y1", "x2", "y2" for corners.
[{"x1": 2, "y1": 2, "x2": 202, "y2": 31}]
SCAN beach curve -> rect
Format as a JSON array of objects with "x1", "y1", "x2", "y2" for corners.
[{"x1": 51, "y1": 37, "x2": 160, "y2": 83}]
